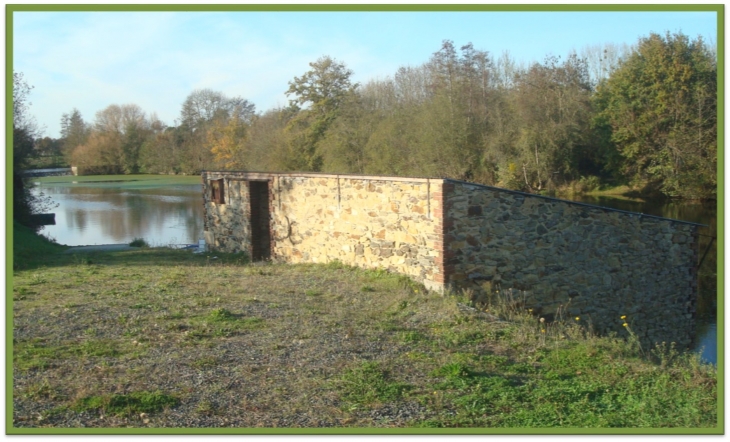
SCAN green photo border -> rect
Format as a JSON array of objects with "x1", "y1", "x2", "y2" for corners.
[{"x1": 5, "y1": 3, "x2": 724, "y2": 435}]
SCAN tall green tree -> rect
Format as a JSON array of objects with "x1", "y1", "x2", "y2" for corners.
[
  {"x1": 594, "y1": 32, "x2": 717, "y2": 198},
  {"x1": 512, "y1": 54, "x2": 593, "y2": 191},
  {"x1": 284, "y1": 56, "x2": 358, "y2": 171},
  {"x1": 60, "y1": 108, "x2": 88, "y2": 163}
]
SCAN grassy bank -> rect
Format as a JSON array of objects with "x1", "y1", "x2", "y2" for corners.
[
  {"x1": 34, "y1": 174, "x2": 202, "y2": 189},
  {"x1": 10, "y1": 233, "x2": 717, "y2": 430},
  {"x1": 12, "y1": 221, "x2": 69, "y2": 270}
]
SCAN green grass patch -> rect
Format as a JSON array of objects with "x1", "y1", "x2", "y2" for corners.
[
  {"x1": 12, "y1": 221, "x2": 68, "y2": 270},
  {"x1": 14, "y1": 338, "x2": 122, "y2": 371},
  {"x1": 14, "y1": 339, "x2": 59, "y2": 371},
  {"x1": 71, "y1": 391, "x2": 179, "y2": 417},
  {"x1": 207, "y1": 308, "x2": 237, "y2": 322},
  {"x1": 35, "y1": 174, "x2": 201, "y2": 189},
  {"x1": 338, "y1": 362, "x2": 412, "y2": 406}
]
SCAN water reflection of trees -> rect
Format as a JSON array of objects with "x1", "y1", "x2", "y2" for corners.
[{"x1": 35, "y1": 185, "x2": 204, "y2": 245}]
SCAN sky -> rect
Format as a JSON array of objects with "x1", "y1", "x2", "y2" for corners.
[{"x1": 12, "y1": 7, "x2": 719, "y2": 139}]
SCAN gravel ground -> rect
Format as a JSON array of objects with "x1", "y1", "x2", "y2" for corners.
[{"x1": 12, "y1": 252, "x2": 466, "y2": 429}]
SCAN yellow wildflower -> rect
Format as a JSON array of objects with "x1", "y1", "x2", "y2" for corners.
[
  {"x1": 623, "y1": 323, "x2": 628, "y2": 327},
  {"x1": 575, "y1": 317, "x2": 580, "y2": 321},
  {"x1": 620, "y1": 315, "x2": 627, "y2": 320}
]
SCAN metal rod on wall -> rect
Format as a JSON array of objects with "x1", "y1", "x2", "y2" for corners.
[{"x1": 698, "y1": 236, "x2": 715, "y2": 269}]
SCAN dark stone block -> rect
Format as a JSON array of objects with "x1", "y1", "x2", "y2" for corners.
[{"x1": 467, "y1": 205, "x2": 483, "y2": 217}]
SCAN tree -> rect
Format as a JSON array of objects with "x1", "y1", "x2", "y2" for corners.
[
  {"x1": 180, "y1": 89, "x2": 255, "y2": 132},
  {"x1": 34, "y1": 136, "x2": 63, "y2": 159},
  {"x1": 70, "y1": 104, "x2": 153, "y2": 174},
  {"x1": 13, "y1": 72, "x2": 40, "y2": 170},
  {"x1": 13, "y1": 72, "x2": 54, "y2": 228},
  {"x1": 595, "y1": 32, "x2": 717, "y2": 198},
  {"x1": 60, "y1": 108, "x2": 89, "y2": 162},
  {"x1": 207, "y1": 108, "x2": 250, "y2": 170},
  {"x1": 283, "y1": 56, "x2": 359, "y2": 171},
  {"x1": 175, "y1": 89, "x2": 255, "y2": 173},
  {"x1": 512, "y1": 53, "x2": 593, "y2": 191},
  {"x1": 286, "y1": 56, "x2": 358, "y2": 118}
]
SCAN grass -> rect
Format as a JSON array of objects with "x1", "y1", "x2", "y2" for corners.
[
  {"x1": 34, "y1": 174, "x2": 201, "y2": 189},
  {"x1": 12, "y1": 221, "x2": 68, "y2": 270},
  {"x1": 71, "y1": 391, "x2": 179, "y2": 417},
  {"x1": 10, "y1": 228, "x2": 718, "y2": 429},
  {"x1": 339, "y1": 362, "x2": 412, "y2": 406}
]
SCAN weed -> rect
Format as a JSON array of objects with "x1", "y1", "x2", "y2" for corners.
[
  {"x1": 195, "y1": 400, "x2": 217, "y2": 415},
  {"x1": 360, "y1": 285, "x2": 376, "y2": 293},
  {"x1": 324, "y1": 260, "x2": 348, "y2": 270},
  {"x1": 28, "y1": 273, "x2": 48, "y2": 286},
  {"x1": 73, "y1": 254, "x2": 93, "y2": 265},
  {"x1": 400, "y1": 331, "x2": 425, "y2": 343},
  {"x1": 13, "y1": 286, "x2": 33, "y2": 300},
  {"x1": 129, "y1": 238, "x2": 150, "y2": 248},
  {"x1": 22, "y1": 380, "x2": 64, "y2": 401},
  {"x1": 434, "y1": 362, "x2": 471, "y2": 379},
  {"x1": 208, "y1": 308, "x2": 237, "y2": 322},
  {"x1": 305, "y1": 289, "x2": 322, "y2": 297},
  {"x1": 71, "y1": 340, "x2": 120, "y2": 358},
  {"x1": 651, "y1": 341, "x2": 680, "y2": 369}
]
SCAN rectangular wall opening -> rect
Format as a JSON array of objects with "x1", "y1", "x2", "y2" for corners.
[{"x1": 249, "y1": 180, "x2": 271, "y2": 261}]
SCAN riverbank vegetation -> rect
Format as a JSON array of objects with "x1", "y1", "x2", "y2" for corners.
[
  {"x1": 21, "y1": 31, "x2": 716, "y2": 203},
  {"x1": 12, "y1": 236, "x2": 717, "y2": 429}
]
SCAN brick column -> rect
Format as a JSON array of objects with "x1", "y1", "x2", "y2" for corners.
[{"x1": 429, "y1": 179, "x2": 455, "y2": 293}]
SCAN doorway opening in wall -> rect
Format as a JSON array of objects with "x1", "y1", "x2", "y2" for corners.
[{"x1": 249, "y1": 180, "x2": 271, "y2": 261}]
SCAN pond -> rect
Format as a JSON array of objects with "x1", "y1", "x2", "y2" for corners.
[
  {"x1": 32, "y1": 175, "x2": 204, "y2": 247},
  {"x1": 30, "y1": 176, "x2": 719, "y2": 364}
]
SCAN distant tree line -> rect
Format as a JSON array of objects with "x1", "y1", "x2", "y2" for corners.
[{"x1": 22, "y1": 31, "x2": 717, "y2": 200}]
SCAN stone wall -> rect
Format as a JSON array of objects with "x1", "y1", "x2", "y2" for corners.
[
  {"x1": 203, "y1": 177, "x2": 253, "y2": 254},
  {"x1": 442, "y1": 180, "x2": 700, "y2": 348},
  {"x1": 202, "y1": 172, "x2": 447, "y2": 291},
  {"x1": 202, "y1": 172, "x2": 701, "y2": 348}
]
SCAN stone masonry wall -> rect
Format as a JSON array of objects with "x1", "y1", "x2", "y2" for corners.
[
  {"x1": 202, "y1": 172, "x2": 700, "y2": 348},
  {"x1": 442, "y1": 180, "x2": 700, "y2": 348},
  {"x1": 203, "y1": 172, "x2": 446, "y2": 292},
  {"x1": 203, "y1": 176, "x2": 252, "y2": 254}
]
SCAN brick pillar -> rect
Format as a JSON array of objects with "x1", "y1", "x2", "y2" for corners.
[{"x1": 429, "y1": 179, "x2": 455, "y2": 293}]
